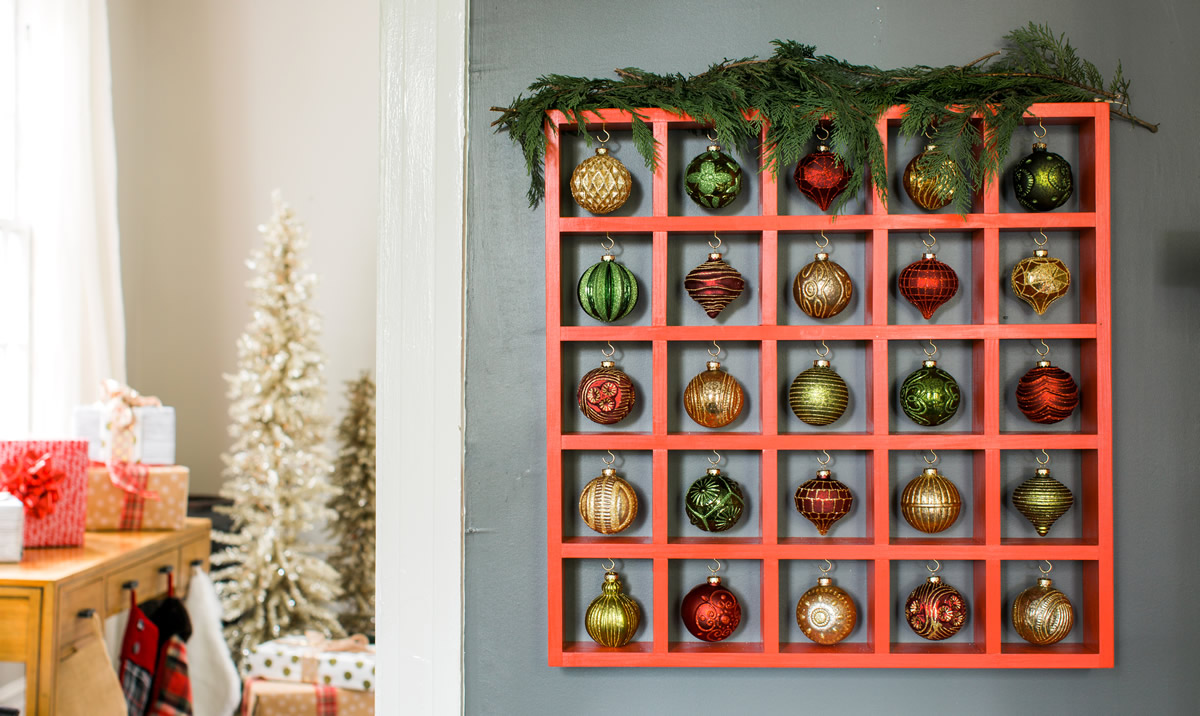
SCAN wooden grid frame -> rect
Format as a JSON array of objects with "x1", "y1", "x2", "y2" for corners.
[{"x1": 544, "y1": 103, "x2": 1112, "y2": 668}]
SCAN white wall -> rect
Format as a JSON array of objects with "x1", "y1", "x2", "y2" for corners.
[{"x1": 107, "y1": 0, "x2": 379, "y2": 494}]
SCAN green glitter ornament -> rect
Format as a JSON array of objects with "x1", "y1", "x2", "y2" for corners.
[
  {"x1": 789, "y1": 359, "x2": 850, "y2": 426},
  {"x1": 685, "y1": 467, "x2": 745, "y2": 532},
  {"x1": 1012, "y1": 140, "x2": 1073, "y2": 211},
  {"x1": 585, "y1": 570, "x2": 642, "y2": 647},
  {"x1": 684, "y1": 141, "x2": 742, "y2": 209},
  {"x1": 578, "y1": 253, "x2": 639, "y2": 322},
  {"x1": 900, "y1": 359, "x2": 961, "y2": 426}
]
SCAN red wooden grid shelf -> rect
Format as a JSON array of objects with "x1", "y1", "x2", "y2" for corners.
[{"x1": 544, "y1": 103, "x2": 1113, "y2": 668}]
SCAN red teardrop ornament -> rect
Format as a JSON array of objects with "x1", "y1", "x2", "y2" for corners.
[
  {"x1": 898, "y1": 252, "x2": 959, "y2": 319},
  {"x1": 794, "y1": 145, "x2": 851, "y2": 211},
  {"x1": 684, "y1": 252, "x2": 745, "y2": 318},
  {"x1": 1016, "y1": 360, "x2": 1079, "y2": 424},
  {"x1": 794, "y1": 468, "x2": 854, "y2": 536}
]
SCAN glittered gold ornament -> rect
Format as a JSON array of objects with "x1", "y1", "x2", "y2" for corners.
[
  {"x1": 585, "y1": 569, "x2": 642, "y2": 647},
  {"x1": 902, "y1": 142, "x2": 958, "y2": 211},
  {"x1": 1011, "y1": 465, "x2": 1073, "y2": 537},
  {"x1": 579, "y1": 462, "x2": 638, "y2": 535},
  {"x1": 793, "y1": 247, "x2": 853, "y2": 319},
  {"x1": 1012, "y1": 570, "x2": 1074, "y2": 646},
  {"x1": 900, "y1": 465, "x2": 962, "y2": 534},
  {"x1": 789, "y1": 356, "x2": 849, "y2": 426},
  {"x1": 683, "y1": 359, "x2": 744, "y2": 429},
  {"x1": 796, "y1": 566, "x2": 857, "y2": 645},
  {"x1": 905, "y1": 569, "x2": 968, "y2": 641},
  {"x1": 1011, "y1": 244, "x2": 1071, "y2": 316},
  {"x1": 570, "y1": 136, "x2": 632, "y2": 215}
]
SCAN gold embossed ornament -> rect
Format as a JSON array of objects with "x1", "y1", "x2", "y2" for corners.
[
  {"x1": 796, "y1": 560, "x2": 857, "y2": 645},
  {"x1": 683, "y1": 343, "x2": 745, "y2": 429},
  {"x1": 1011, "y1": 231, "x2": 1071, "y2": 315},
  {"x1": 902, "y1": 139, "x2": 958, "y2": 211},
  {"x1": 793, "y1": 232, "x2": 853, "y2": 319},
  {"x1": 585, "y1": 562, "x2": 642, "y2": 647},
  {"x1": 900, "y1": 452, "x2": 962, "y2": 534},
  {"x1": 579, "y1": 452, "x2": 638, "y2": 534},
  {"x1": 570, "y1": 129, "x2": 632, "y2": 215},
  {"x1": 1012, "y1": 562, "x2": 1075, "y2": 646}
]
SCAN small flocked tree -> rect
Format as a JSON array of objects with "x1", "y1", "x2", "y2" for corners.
[
  {"x1": 330, "y1": 372, "x2": 376, "y2": 637},
  {"x1": 213, "y1": 191, "x2": 344, "y2": 661}
]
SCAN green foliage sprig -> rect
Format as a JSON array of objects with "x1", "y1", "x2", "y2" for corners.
[{"x1": 492, "y1": 23, "x2": 1155, "y2": 214}]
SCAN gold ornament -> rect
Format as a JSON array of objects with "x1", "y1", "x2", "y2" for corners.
[
  {"x1": 1011, "y1": 247, "x2": 1071, "y2": 315},
  {"x1": 579, "y1": 465, "x2": 638, "y2": 535},
  {"x1": 796, "y1": 567, "x2": 857, "y2": 645},
  {"x1": 585, "y1": 569, "x2": 641, "y2": 647},
  {"x1": 683, "y1": 359, "x2": 745, "y2": 429},
  {"x1": 793, "y1": 251, "x2": 853, "y2": 319},
  {"x1": 1012, "y1": 569, "x2": 1074, "y2": 646},
  {"x1": 902, "y1": 142, "x2": 958, "y2": 211},
  {"x1": 900, "y1": 464, "x2": 962, "y2": 534},
  {"x1": 1011, "y1": 466, "x2": 1074, "y2": 537},
  {"x1": 570, "y1": 142, "x2": 632, "y2": 215}
]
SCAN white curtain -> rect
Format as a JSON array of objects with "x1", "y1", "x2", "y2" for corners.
[{"x1": 17, "y1": 0, "x2": 125, "y2": 435}]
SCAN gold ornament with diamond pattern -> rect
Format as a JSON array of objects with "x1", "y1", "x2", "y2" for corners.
[
  {"x1": 570, "y1": 128, "x2": 632, "y2": 215},
  {"x1": 1011, "y1": 230, "x2": 1071, "y2": 315}
]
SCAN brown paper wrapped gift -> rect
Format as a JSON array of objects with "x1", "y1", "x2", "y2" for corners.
[
  {"x1": 241, "y1": 678, "x2": 375, "y2": 716},
  {"x1": 85, "y1": 464, "x2": 189, "y2": 530}
]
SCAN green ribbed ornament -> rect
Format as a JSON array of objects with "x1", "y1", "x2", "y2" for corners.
[
  {"x1": 585, "y1": 571, "x2": 641, "y2": 647},
  {"x1": 1013, "y1": 141, "x2": 1074, "y2": 211},
  {"x1": 578, "y1": 254, "x2": 639, "y2": 322},
  {"x1": 684, "y1": 142, "x2": 743, "y2": 209},
  {"x1": 685, "y1": 468, "x2": 745, "y2": 532},
  {"x1": 1011, "y1": 467, "x2": 1074, "y2": 536},
  {"x1": 789, "y1": 359, "x2": 849, "y2": 426},
  {"x1": 900, "y1": 360, "x2": 960, "y2": 426}
]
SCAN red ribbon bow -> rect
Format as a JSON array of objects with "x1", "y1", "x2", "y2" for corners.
[{"x1": 0, "y1": 450, "x2": 66, "y2": 519}]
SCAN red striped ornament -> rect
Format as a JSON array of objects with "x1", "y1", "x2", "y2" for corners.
[
  {"x1": 898, "y1": 252, "x2": 959, "y2": 320},
  {"x1": 1016, "y1": 360, "x2": 1079, "y2": 424},
  {"x1": 684, "y1": 252, "x2": 745, "y2": 319}
]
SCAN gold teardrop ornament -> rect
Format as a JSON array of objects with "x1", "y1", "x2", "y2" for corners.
[{"x1": 1011, "y1": 248, "x2": 1071, "y2": 315}]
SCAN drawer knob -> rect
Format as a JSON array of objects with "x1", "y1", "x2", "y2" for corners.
[
  {"x1": 77, "y1": 608, "x2": 96, "y2": 618},
  {"x1": 122, "y1": 579, "x2": 139, "y2": 590},
  {"x1": 159, "y1": 564, "x2": 174, "y2": 574},
  {"x1": 190, "y1": 559, "x2": 205, "y2": 567}
]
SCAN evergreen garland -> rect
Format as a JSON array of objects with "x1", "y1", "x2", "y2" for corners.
[{"x1": 492, "y1": 23, "x2": 1155, "y2": 214}]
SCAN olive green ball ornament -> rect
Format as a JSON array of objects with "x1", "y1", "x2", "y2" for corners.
[
  {"x1": 685, "y1": 467, "x2": 745, "y2": 532},
  {"x1": 684, "y1": 141, "x2": 743, "y2": 209},
  {"x1": 900, "y1": 359, "x2": 960, "y2": 426},
  {"x1": 1012, "y1": 141, "x2": 1074, "y2": 212},
  {"x1": 789, "y1": 359, "x2": 849, "y2": 426},
  {"x1": 578, "y1": 254, "x2": 639, "y2": 322},
  {"x1": 585, "y1": 570, "x2": 642, "y2": 647}
]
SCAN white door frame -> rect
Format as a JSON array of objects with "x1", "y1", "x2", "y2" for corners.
[{"x1": 377, "y1": 0, "x2": 468, "y2": 713}]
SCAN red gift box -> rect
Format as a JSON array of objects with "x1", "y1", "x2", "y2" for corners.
[{"x1": 0, "y1": 440, "x2": 89, "y2": 547}]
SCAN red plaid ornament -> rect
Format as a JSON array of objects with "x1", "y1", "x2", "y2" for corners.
[{"x1": 898, "y1": 253, "x2": 959, "y2": 320}]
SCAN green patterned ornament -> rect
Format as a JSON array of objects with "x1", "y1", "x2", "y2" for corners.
[
  {"x1": 900, "y1": 359, "x2": 960, "y2": 426},
  {"x1": 789, "y1": 359, "x2": 849, "y2": 426},
  {"x1": 685, "y1": 467, "x2": 745, "y2": 532},
  {"x1": 684, "y1": 141, "x2": 743, "y2": 209},
  {"x1": 1013, "y1": 140, "x2": 1074, "y2": 211},
  {"x1": 578, "y1": 253, "x2": 639, "y2": 322}
]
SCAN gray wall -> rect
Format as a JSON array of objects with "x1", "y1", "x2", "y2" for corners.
[{"x1": 465, "y1": 1, "x2": 1200, "y2": 713}]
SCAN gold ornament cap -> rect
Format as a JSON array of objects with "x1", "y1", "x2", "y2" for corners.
[
  {"x1": 596, "y1": 146, "x2": 610, "y2": 156},
  {"x1": 601, "y1": 253, "x2": 616, "y2": 262},
  {"x1": 1038, "y1": 577, "x2": 1053, "y2": 588},
  {"x1": 709, "y1": 251, "x2": 723, "y2": 260},
  {"x1": 816, "y1": 469, "x2": 832, "y2": 479},
  {"x1": 817, "y1": 576, "x2": 832, "y2": 586},
  {"x1": 706, "y1": 360, "x2": 721, "y2": 371},
  {"x1": 1036, "y1": 359, "x2": 1052, "y2": 368},
  {"x1": 1033, "y1": 248, "x2": 1050, "y2": 258},
  {"x1": 922, "y1": 251, "x2": 937, "y2": 260},
  {"x1": 706, "y1": 467, "x2": 722, "y2": 477},
  {"x1": 814, "y1": 359, "x2": 830, "y2": 368},
  {"x1": 601, "y1": 467, "x2": 617, "y2": 478},
  {"x1": 600, "y1": 359, "x2": 616, "y2": 368},
  {"x1": 604, "y1": 571, "x2": 619, "y2": 582},
  {"x1": 814, "y1": 251, "x2": 829, "y2": 261},
  {"x1": 923, "y1": 359, "x2": 937, "y2": 368},
  {"x1": 923, "y1": 466, "x2": 939, "y2": 477},
  {"x1": 707, "y1": 575, "x2": 722, "y2": 586},
  {"x1": 1033, "y1": 141, "x2": 1048, "y2": 152},
  {"x1": 707, "y1": 143, "x2": 721, "y2": 152},
  {"x1": 927, "y1": 575, "x2": 942, "y2": 585},
  {"x1": 1036, "y1": 467, "x2": 1051, "y2": 478}
]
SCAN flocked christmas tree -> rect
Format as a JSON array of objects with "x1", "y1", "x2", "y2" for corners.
[
  {"x1": 330, "y1": 372, "x2": 376, "y2": 637},
  {"x1": 213, "y1": 191, "x2": 344, "y2": 661}
]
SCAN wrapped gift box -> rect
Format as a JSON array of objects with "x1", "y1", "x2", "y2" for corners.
[
  {"x1": 85, "y1": 465, "x2": 189, "y2": 531},
  {"x1": 0, "y1": 440, "x2": 89, "y2": 547},
  {"x1": 244, "y1": 634, "x2": 375, "y2": 693},
  {"x1": 241, "y1": 678, "x2": 374, "y2": 716},
  {"x1": 0, "y1": 492, "x2": 23, "y2": 561},
  {"x1": 73, "y1": 403, "x2": 176, "y2": 465}
]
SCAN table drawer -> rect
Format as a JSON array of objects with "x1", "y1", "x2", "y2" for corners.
[
  {"x1": 56, "y1": 577, "x2": 105, "y2": 653},
  {"x1": 104, "y1": 552, "x2": 180, "y2": 614}
]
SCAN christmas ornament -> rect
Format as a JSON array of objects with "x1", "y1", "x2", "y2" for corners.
[
  {"x1": 585, "y1": 564, "x2": 642, "y2": 647},
  {"x1": 680, "y1": 562, "x2": 742, "y2": 642},
  {"x1": 1016, "y1": 342, "x2": 1079, "y2": 424},
  {"x1": 898, "y1": 232, "x2": 959, "y2": 319},
  {"x1": 905, "y1": 562, "x2": 968, "y2": 641},
  {"x1": 796, "y1": 561, "x2": 857, "y2": 645},
  {"x1": 684, "y1": 234, "x2": 745, "y2": 318},
  {"x1": 685, "y1": 456, "x2": 744, "y2": 532},
  {"x1": 683, "y1": 346, "x2": 744, "y2": 429},
  {"x1": 793, "y1": 127, "x2": 851, "y2": 211},
  {"x1": 899, "y1": 343, "x2": 961, "y2": 427},
  {"x1": 1011, "y1": 233, "x2": 1071, "y2": 315},
  {"x1": 1012, "y1": 123, "x2": 1074, "y2": 211},
  {"x1": 579, "y1": 452, "x2": 639, "y2": 535},
  {"x1": 900, "y1": 454, "x2": 962, "y2": 534},
  {"x1": 1011, "y1": 451, "x2": 1074, "y2": 536},
  {"x1": 789, "y1": 343, "x2": 849, "y2": 426},
  {"x1": 569, "y1": 129, "x2": 632, "y2": 215},
  {"x1": 793, "y1": 232, "x2": 852, "y2": 319},
  {"x1": 902, "y1": 140, "x2": 957, "y2": 211},
  {"x1": 794, "y1": 452, "x2": 853, "y2": 536},
  {"x1": 1012, "y1": 562, "x2": 1075, "y2": 646},
  {"x1": 577, "y1": 346, "x2": 637, "y2": 425},
  {"x1": 578, "y1": 235, "x2": 639, "y2": 322},
  {"x1": 684, "y1": 136, "x2": 743, "y2": 209}
]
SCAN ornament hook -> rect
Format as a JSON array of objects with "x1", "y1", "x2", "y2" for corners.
[
  {"x1": 816, "y1": 230, "x2": 830, "y2": 251},
  {"x1": 603, "y1": 450, "x2": 616, "y2": 467},
  {"x1": 820, "y1": 559, "x2": 833, "y2": 575},
  {"x1": 706, "y1": 130, "x2": 719, "y2": 143},
  {"x1": 1040, "y1": 560, "x2": 1053, "y2": 575},
  {"x1": 601, "y1": 232, "x2": 615, "y2": 252},
  {"x1": 603, "y1": 557, "x2": 616, "y2": 572},
  {"x1": 923, "y1": 449, "x2": 938, "y2": 465},
  {"x1": 1034, "y1": 229, "x2": 1049, "y2": 247},
  {"x1": 1036, "y1": 449, "x2": 1050, "y2": 466},
  {"x1": 815, "y1": 125, "x2": 830, "y2": 142},
  {"x1": 708, "y1": 340, "x2": 722, "y2": 358},
  {"x1": 922, "y1": 230, "x2": 938, "y2": 251},
  {"x1": 709, "y1": 232, "x2": 722, "y2": 250},
  {"x1": 709, "y1": 558, "x2": 722, "y2": 574},
  {"x1": 815, "y1": 340, "x2": 830, "y2": 359},
  {"x1": 596, "y1": 127, "x2": 611, "y2": 144},
  {"x1": 602, "y1": 341, "x2": 616, "y2": 358},
  {"x1": 923, "y1": 125, "x2": 935, "y2": 140},
  {"x1": 818, "y1": 449, "x2": 831, "y2": 466},
  {"x1": 927, "y1": 559, "x2": 942, "y2": 575},
  {"x1": 1037, "y1": 339, "x2": 1050, "y2": 358},
  {"x1": 924, "y1": 339, "x2": 938, "y2": 358},
  {"x1": 709, "y1": 450, "x2": 721, "y2": 467},
  {"x1": 1033, "y1": 116, "x2": 1047, "y2": 139}
]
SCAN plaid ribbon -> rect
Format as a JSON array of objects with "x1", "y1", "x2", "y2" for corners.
[
  {"x1": 102, "y1": 380, "x2": 161, "y2": 530},
  {"x1": 314, "y1": 685, "x2": 338, "y2": 716}
]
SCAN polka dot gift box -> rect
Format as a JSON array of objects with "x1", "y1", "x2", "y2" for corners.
[
  {"x1": 244, "y1": 632, "x2": 376, "y2": 693},
  {"x1": 85, "y1": 464, "x2": 189, "y2": 531}
]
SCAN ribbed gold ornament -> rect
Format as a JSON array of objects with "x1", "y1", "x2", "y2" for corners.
[
  {"x1": 1011, "y1": 248, "x2": 1071, "y2": 315},
  {"x1": 796, "y1": 576, "x2": 857, "y2": 645},
  {"x1": 788, "y1": 359, "x2": 849, "y2": 426},
  {"x1": 902, "y1": 143, "x2": 958, "y2": 211},
  {"x1": 1011, "y1": 467, "x2": 1074, "y2": 537},
  {"x1": 579, "y1": 468, "x2": 639, "y2": 535},
  {"x1": 1012, "y1": 577, "x2": 1074, "y2": 645},
  {"x1": 683, "y1": 360, "x2": 745, "y2": 428},
  {"x1": 585, "y1": 571, "x2": 641, "y2": 647},
  {"x1": 570, "y1": 147, "x2": 632, "y2": 215},
  {"x1": 793, "y1": 252, "x2": 853, "y2": 319},
  {"x1": 900, "y1": 467, "x2": 962, "y2": 533}
]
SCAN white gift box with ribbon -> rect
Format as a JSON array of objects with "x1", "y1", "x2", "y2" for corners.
[{"x1": 0, "y1": 491, "x2": 22, "y2": 562}]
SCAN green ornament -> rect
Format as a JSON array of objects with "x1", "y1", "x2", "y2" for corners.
[
  {"x1": 685, "y1": 468, "x2": 745, "y2": 532},
  {"x1": 1012, "y1": 141, "x2": 1073, "y2": 211},
  {"x1": 789, "y1": 359, "x2": 849, "y2": 426},
  {"x1": 578, "y1": 253, "x2": 639, "y2": 322},
  {"x1": 585, "y1": 570, "x2": 642, "y2": 647},
  {"x1": 684, "y1": 142, "x2": 742, "y2": 209},
  {"x1": 900, "y1": 359, "x2": 961, "y2": 426}
]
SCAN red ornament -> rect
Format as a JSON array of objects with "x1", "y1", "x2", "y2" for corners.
[
  {"x1": 794, "y1": 468, "x2": 854, "y2": 536},
  {"x1": 794, "y1": 144, "x2": 851, "y2": 211},
  {"x1": 680, "y1": 574, "x2": 742, "y2": 642},
  {"x1": 1016, "y1": 360, "x2": 1079, "y2": 424},
  {"x1": 684, "y1": 252, "x2": 745, "y2": 318},
  {"x1": 577, "y1": 360, "x2": 636, "y2": 425},
  {"x1": 898, "y1": 252, "x2": 959, "y2": 319}
]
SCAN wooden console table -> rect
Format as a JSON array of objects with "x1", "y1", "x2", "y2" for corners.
[{"x1": 0, "y1": 518, "x2": 211, "y2": 715}]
